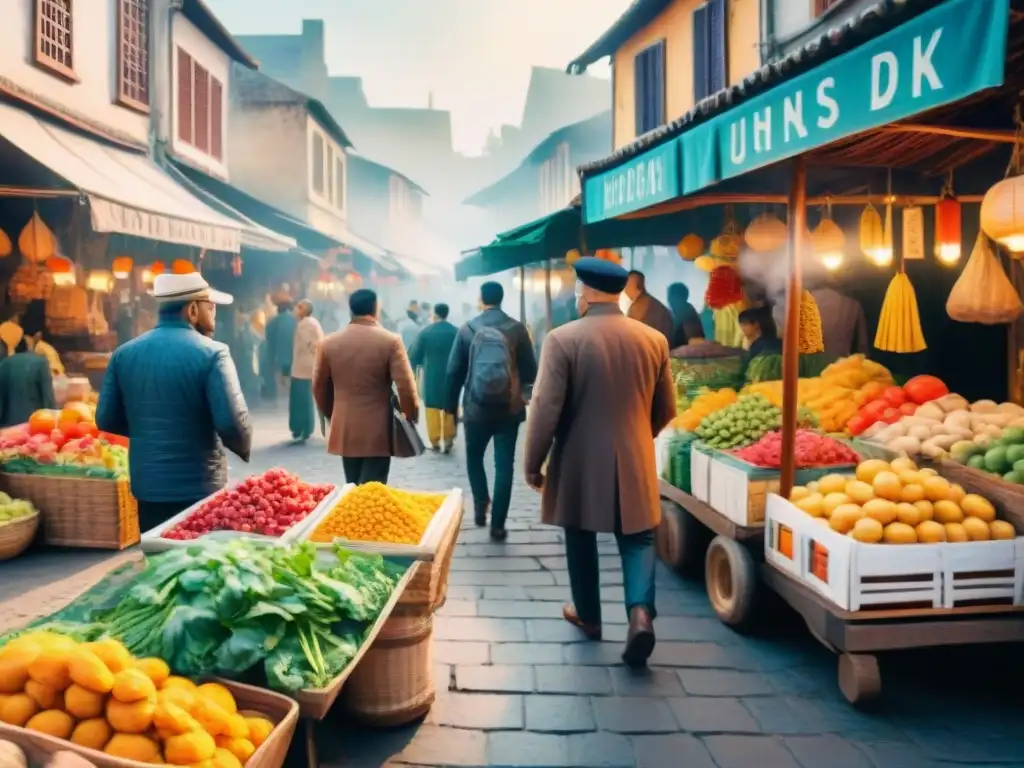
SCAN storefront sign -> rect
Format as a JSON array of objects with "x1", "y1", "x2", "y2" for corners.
[
  {"x1": 685, "y1": 0, "x2": 1008, "y2": 192},
  {"x1": 583, "y1": 139, "x2": 679, "y2": 223}
]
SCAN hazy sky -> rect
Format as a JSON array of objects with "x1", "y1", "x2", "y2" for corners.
[{"x1": 205, "y1": 0, "x2": 625, "y2": 155}]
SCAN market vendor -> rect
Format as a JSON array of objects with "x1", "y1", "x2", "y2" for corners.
[
  {"x1": 739, "y1": 305, "x2": 782, "y2": 358},
  {"x1": 668, "y1": 324, "x2": 746, "y2": 406},
  {"x1": 0, "y1": 336, "x2": 56, "y2": 427},
  {"x1": 21, "y1": 300, "x2": 64, "y2": 376}
]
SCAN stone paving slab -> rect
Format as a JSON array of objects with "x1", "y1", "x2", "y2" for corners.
[{"x1": 5, "y1": 413, "x2": 1024, "y2": 767}]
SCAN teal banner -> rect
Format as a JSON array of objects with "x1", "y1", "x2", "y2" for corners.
[
  {"x1": 583, "y1": 138, "x2": 679, "y2": 223},
  {"x1": 584, "y1": 0, "x2": 1009, "y2": 222}
]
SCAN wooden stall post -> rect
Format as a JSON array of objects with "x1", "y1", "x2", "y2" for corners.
[
  {"x1": 780, "y1": 157, "x2": 806, "y2": 498},
  {"x1": 519, "y1": 266, "x2": 527, "y2": 322},
  {"x1": 544, "y1": 258, "x2": 553, "y2": 332}
]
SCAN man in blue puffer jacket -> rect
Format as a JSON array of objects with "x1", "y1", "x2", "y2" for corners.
[{"x1": 97, "y1": 273, "x2": 253, "y2": 533}]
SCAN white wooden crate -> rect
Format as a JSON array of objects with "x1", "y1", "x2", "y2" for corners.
[
  {"x1": 655, "y1": 428, "x2": 675, "y2": 479},
  {"x1": 941, "y1": 536, "x2": 1024, "y2": 608},
  {"x1": 690, "y1": 446, "x2": 712, "y2": 503},
  {"x1": 140, "y1": 483, "x2": 347, "y2": 553}
]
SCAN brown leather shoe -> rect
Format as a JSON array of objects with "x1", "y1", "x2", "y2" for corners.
[
  {"x1": 562, "y1": 604, "x2": 602, "y2": 640},
  {"x1": 622, "y1": 607, "x2": 655, "y2": 667}
]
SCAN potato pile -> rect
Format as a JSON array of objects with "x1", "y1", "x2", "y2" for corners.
[
  {"x1": 788, "y1": 457, "x2": 1016, "y2": 544},
  {"x1": 0, "y1": 632, "x2": 274, "y2": 765}
]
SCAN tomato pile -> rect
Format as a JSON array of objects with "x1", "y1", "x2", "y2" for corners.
[
  {"x1": 732, "y1": 429, "x2": 860, "y2": 469},
  {"x1": 162, "y1": 468, "x2": 334, "y2": 539},
  {"x1": 846, "y1": 375, "x2": 949, "y2": 437}
]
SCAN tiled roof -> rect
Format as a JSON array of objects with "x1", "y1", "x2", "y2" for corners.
[
  {"x1": 566, "y1": 0, "x2": 674, "y2": 74},
  {"x1": 182, "y1": 0, "x2": 257, "y2": 68},
  {"x1": 578, "y1": 0, "x2": 940, "y2": 177}
]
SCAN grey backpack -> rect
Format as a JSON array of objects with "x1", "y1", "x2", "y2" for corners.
[{"x1": 466, "y1": 320, "x2": 515, "y2": 407}]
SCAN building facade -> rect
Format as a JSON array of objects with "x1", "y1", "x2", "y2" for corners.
[
  {"x1": 229, "y1": 66, "x2": 351, "y2": 244},
  {"x1": 568, "y1": 0, "x2": 762, "y2": 151}
]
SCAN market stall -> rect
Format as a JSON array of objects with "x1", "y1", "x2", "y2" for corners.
[
  {"x1": 581, "y1": 0, "x2": 1024, "y2": 706},
  {"x1": 0, "y1": 464, "x2": 465, "y2": 768}
]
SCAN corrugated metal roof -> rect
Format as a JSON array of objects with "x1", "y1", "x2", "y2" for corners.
[{"x1": 579, "y1": 0, "x2": 942, "y2": 178}]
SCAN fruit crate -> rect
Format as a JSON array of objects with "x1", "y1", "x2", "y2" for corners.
[
  {"x1": 708, "y1": 451, "x2": 854, "y2": 527},
  {"x1": 139, "y1": 483, "x2": 346, "y2": 553},
  {"x1": 690, "y1": 443, "x2": 714, "y2": 503},
  {"x1": 765, "y1": 494, "x2": 1024, "y2": 611}
]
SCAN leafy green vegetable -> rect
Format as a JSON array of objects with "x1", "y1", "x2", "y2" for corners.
[{"x1": 90, "y1": 540, "x2": 405, "y2": 692}]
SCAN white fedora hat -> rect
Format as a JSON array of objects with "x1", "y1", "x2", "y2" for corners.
[{"x1": 152, "y1": 273, "x2": 233, "y2": 305}]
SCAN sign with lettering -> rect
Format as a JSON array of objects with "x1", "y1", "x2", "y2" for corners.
[
  {"x1": 582, "y1": 0, "x2": 1008, "y2": 222},
  {"x1": 685, "y1": 0, "x2": 1008, "y2": 192},
  {"x1": 583, "y1": 139, "x2": 679, "y2": 223}
]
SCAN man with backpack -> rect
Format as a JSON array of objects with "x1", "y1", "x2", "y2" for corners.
[{"x1": 446, "y1": 281, "x2": 537, "y2": 541}]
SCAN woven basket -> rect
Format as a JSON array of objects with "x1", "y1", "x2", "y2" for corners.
[
  {"x1": 398, "y1": 503, "x2": 463, "y2": 610},
  {"x1": 0, "y1": 473, "x2": 139, "y2": 549},
  {"x1": 0, "y1": 680, "x2": 298, "y2": 768},
  {"x1": 342, "y1": 613, "x2": 435, "y2": 726},
  {"x1": 0, "y1": 512, "x2": 39, "y2": 561}
]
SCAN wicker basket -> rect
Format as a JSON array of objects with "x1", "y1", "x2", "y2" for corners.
[
  {"x1": 342, "y1": 613, "x2": 435, "y2": 726},
  {"x1": 0, "y1": 473, "x2": 139, "y2": 549},
  {"x1": 398, "y1": 503, "x2": 463, "y2": 610},
  {"x1": 0, "y1": 679, "x2": 298, "y2": 768},
  {"x1": 0, "y1": 512, "x2": 39, "y2": 561}
]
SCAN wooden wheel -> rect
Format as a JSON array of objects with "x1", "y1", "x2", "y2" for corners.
[
  {"x1": 704, "y1": 535, "x2": 757, "y2": 630},
  {"x1": 838, "y1": 653, "x2": 881, "y2": 708},
  {"x1": 657, "y1": 499, "x2": 704, "y2": 575}
]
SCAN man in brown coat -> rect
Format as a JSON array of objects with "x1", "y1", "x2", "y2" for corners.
[
  {"x1": 313, "y1": 288, "x2": 419, "y2": 485},
  {"x1": 625, "y1": 270, "x2": 674, "y2": 345},
  {"x1": 525, "y1": 258, "x2": 676, "y2": 666}
]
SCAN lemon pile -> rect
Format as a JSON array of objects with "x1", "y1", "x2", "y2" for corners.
[
  {"x1": 309, "y1": 483, "x2": 448, "y2": 545},
  {"x1": 789, "y1": 457, "x2": 1015, "y2": 544}
]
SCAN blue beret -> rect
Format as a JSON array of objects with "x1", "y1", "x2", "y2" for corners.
[{"x1": 574, "y1": 257, "x2": 628, "y2": 294}]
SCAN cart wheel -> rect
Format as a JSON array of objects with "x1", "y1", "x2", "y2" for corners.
[
  {"x1": 657, "y1": 500, "x2": 704, "y2": 575},
  {"x1": 838, "y1": 653, "x2": 881, "y2": 708},
  {"x1": 705, "y1": 535, "x2": 757, "y2": 630}
]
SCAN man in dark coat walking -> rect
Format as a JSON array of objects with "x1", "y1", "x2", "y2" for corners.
[
  {"x1": 409, "y1": 303, "x2": 459, "y2": 452},
  {"x1": 625, "y1": 270, "x2": 674, "y2": 345}
]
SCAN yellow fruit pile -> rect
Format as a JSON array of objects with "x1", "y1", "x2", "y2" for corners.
[
  {"x1": 0, "y1": 633, "x2": 274, "y2": 765},
  {"x1": 797, "y1": 290, "x2": 824, "y2": 354},
  {"x1": 672, "y1": 388, "x2": 738, "y2": 431},
  {"x1": 743, "y1": 355, "x2": 893, "y2": 433},
  {"x1": 788, "y1": 457, "x2": 1016, "y2": 544},
  {"x1": 309, "y1": 482, "x2": 448, "y2": 545}
]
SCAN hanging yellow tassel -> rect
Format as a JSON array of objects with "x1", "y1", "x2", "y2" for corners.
[{"x1": 874, "y1": 272, "x2": 926, "y2": 353}]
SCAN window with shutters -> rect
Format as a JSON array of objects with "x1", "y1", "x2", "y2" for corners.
[
  {"x1": 334, "y1": 155, "x2": 346, "y2": 212},
  {"x1": 117, "y1": 0, "x2": 149, "y2": 111},
  {"x1": 35, "y1": 0, "x2": 75, "y2": 80},
  {"x1": 326, "y1": 145, "x2": 336, "y2": 204},
  {"x1": 692, "y1": 0, "x2": 726, "y2": 103},
  {"x1": 176, "y1": 49, "x2": 225, "y2": 162},
  {"x1": 210, "y1": 79, "x2": 223, "y2": 160},
  {"x1": 633, "y1": 41, "x2": 665, "y2": 137},
  {"x1": 311, "y1": 133, "x2": 325, "y2": 195},
  {"x1": 814, "y1": 0, "x2": 842, "y2": 16}
]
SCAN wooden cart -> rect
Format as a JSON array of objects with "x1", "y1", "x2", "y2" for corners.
[{"x1": 659, "y1": 477, "x2": 1024, "y2": 708}]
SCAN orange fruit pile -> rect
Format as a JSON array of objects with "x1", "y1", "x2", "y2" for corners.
[{"x1": 309, "y1": 483, "x2": 447, "y2": 545}]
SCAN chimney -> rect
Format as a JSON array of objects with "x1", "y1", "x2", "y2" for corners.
[{"x1": 302, "y1": 19, "x2": 325, "y2": 60}]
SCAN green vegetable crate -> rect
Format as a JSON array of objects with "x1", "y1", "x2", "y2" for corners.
[{"x1": 705, "y1": 447, "x2": 854, "y2": 527}]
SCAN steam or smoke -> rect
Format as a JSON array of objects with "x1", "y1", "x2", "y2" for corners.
[{"x1": 736, "y1": 241, "x2": 830, "y2": 308}]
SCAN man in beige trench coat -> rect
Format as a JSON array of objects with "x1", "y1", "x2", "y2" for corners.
[
  {"x1": 313, "y1": 288, "x2": 419, "y2": 485},
  {"x1": 524, "y1": 257, "x2": 677, "y2": 666}
]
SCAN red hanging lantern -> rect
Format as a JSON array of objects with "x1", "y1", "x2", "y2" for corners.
[
  {"x1": 935, "y1": 175, "x2": 962, "y2": 266},
  {"x1": 705, "y1": 265, "x2": 744, "y2": 309},
  {"x1": 171, "y1": 259, "x2": 195, "y2": 275},
  {"x1": 111, "y1": 256, "x2": 134, "y2": 278},
  {"x1": 151, "y1": 260, "x2": 166, "y2": 276},
  {"x1": 45, "y1": 256, "x2": 72, "y2": 273}
]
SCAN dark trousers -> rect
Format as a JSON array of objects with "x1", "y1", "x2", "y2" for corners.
[
  {"x1": 137, "y1": 499, "x2": 202, "y2": 534},
  {"x1": 464, "y1": 419, "x2": 520, "y2": 529},
  {"x1": 564, "y1": 507, "x2": 657, "y2": 626},
  {"x1": 342, "y1": 456, "x2": 392, "y2": 485},
  {"x1": 289, "y1": 378, "x2": 315, "y2": 440}
]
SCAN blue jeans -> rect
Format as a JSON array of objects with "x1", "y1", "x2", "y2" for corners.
[
  {"x1": 564, "y1": 512, "x2": 656, "y2": 625},
  {"x1": 464, "y1": 419, "x2": 519, "y2": 529}
]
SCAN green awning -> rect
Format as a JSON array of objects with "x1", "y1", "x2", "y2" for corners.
[
  {"x1": 583, "y1": 0, "x2": 1009, "y2": 223},
  {"x1": 454, "y1": 207, "x2": 582, "y2": 280}
]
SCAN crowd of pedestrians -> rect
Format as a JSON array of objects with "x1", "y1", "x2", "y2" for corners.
[{"x1": 92, "y1": 257, "x2": 681, "y2": 666}]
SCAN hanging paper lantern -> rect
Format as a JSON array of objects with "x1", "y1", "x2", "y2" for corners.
[
  {"x1": 112, "y1": 256, "x2": 134, "y2": 279},
  {"x1": 744, "y1": 212, "x2": 787, "y2": 253},
  {"x1": 151, "y1": 260, "x2": 166, "y2": 276},
  {"x1": 858, "y1": 204, "x2": 885, "y2": 260},
  {"x1": 676, "y1": 234, "x2": 704, "y2": 261},
  {"x1": 934, "y1": 195, "x2": 962, "y2": 265},
  {"x1": 171, "y1": 259, "x2": 195, "y2": 275},
  {"x1": 981, "y1": 176, "x2": 1024, "y2": 252},
  {"x1": 565, "y1": 249, "x2": 581, "y2": 265},
  {"x1": 18, "y1": 212, "x2": 56, "y2": 263},
  {"x1": 694, "y1": 255, "x2": 719, "y2": 273},
  {"x1": 45, "y1": 256, "x2": 72, "y2": 273},
  {"x1": 811, "y1": 218, "x2": 846, "y2": 272},
  {"x1": 343, "y1": 271, "x2": 363, "y2": 289},
  {"x1": 594, "y1": 248, "x2": 621, "y2": 264},
  {"x1": 86, "y1": 270, "x2": 114, "y2": 293},
  {"x1": 0, "y1": 228, "x2": 11, "y2": 258}
]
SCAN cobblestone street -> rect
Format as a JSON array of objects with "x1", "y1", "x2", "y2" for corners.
[{"x1": 3, "y1": 412, "x2": 1024, "y2": 767}]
